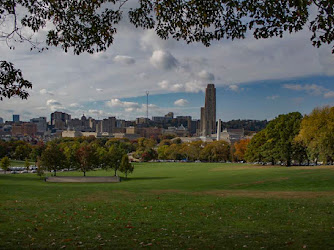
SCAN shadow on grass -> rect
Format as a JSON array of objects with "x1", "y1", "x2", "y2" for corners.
[
  {"x1": 0, "y1": 175, "x2": 38, "y2": 182},
  {"x1": 122, "y1": 177, "x2": 171, "y2": 181}
]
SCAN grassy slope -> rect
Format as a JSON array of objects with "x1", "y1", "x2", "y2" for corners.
[{"x1": 0, "y1": 163, "x2": 334, "y2": 249}]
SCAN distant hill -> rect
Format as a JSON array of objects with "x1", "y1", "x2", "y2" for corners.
[{"x1": 221, "y1": 119, "x2": 268, "y2": 133}]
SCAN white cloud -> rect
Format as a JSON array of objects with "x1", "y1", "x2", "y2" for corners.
[
  {"x1": 96, "y1": 88, "x2": 103, "y2": 92},
  {"x1": 266, "y1": 95, "x2": 280, "y2": 100},
  {"x1": 36, "y1": 107, "x2": 47, "y2": 110},
  {"x1": 113, "y1": 55, "x2": 136, "y2": 65},
  {"x1": 185, "y1": 81, "x2": 204, "y2": 93},
  {"x1": 106, "y1": 98, "x2": 140, "y2": 109},
  {"x1": 88, "y1": 109, "x2": 104, "y2": 115},
  {"x1": 158, "y1": 80, "x2": 204, "y2": 93},
  {"x1": 46, "y1": 99, "x2": 61, "y2": 106},
  {"x1": 40, "y1": 88, "x2": 54, "y2": 96},
  {"x1": 198, "y1": 70, "x2": 215, "y2": 81},
  {"x1": 46, "y1": 99, "x2": 67, "y2": 112},
  {"x1": 158, "y1": 80, "x2": 170, "y2": 89},
  {"x1": 106, "y1": 98, "x2": 159, "y2": 113},
  {"x1": 228, "y1": 84, "x2": 244, "y2": 92},
  {"x1": 324, "y1": 91, "x2": 334, "y2": 98},
  {"x1": 150, "y1": 50, "x2": 178, "y2": 70},
  {"x1": 69, "y1": 103, "x2": 80, "y2": 108},
  {"x1": 174, "y1": 99, "x2": 189, "y2": 106},
  {"x1": 171, "y1": 84, "x2": 184, "y2": 92},
  {"x1": 283, "y1": 83, "x2": 334, "y2": 98},
  {"x1": 283, "y1": 83, "x2": 326, "y2": 96}
]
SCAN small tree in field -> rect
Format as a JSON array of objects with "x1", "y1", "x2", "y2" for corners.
[
  {"x1": 119, "y1": 155, "x2": 134, "y2": 178},
  {"x1": 76, "y1": 144, "x2": 97, "y2": 176},
  {"x1": 41, "y1": 143, "x2": 66, "y2": 176},
  {"x1": 24, "y1": 158, "x2": 30, "y2": 170},
  {"x1": 36, "y1": 157, "x2": 44, "y2": 179},
  {"x1": 0, "y1": 156, "x2": 10, "y2": 174}
]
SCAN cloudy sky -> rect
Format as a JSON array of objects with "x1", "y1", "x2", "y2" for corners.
[{"x1": 1, "y1": 9, "x2": 334, "y2": 122}]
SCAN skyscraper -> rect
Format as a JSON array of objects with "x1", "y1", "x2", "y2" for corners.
[
  {"x1": 200, "y1": 84, "x2": 216, "y2": 136},
  {"x1": 13, "y1": 114, "x2": 20, "y2": 123}
]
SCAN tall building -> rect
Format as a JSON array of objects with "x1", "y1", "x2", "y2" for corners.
[
  {"x1": 200, "y1": 84, "x2": 216, "y2": 136},
  {"x1": 30, "y1": 117, "x2": 47, "y2": 133},
  {"x1": 0, "y1": 117, "x2": 3, "y2": 124},
  {"x1": 13, "y1": 114, "x2": 20, "y2": 123},
  {"x1": 51, "y1": 111, "x2": 71, "y2": 130}
]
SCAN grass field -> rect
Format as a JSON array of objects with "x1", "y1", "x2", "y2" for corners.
[
  {"x1": 1, "y1": 163, "x2": 334, "y2": 249},
  {"x1": 9, "y1": 159, "x2": 35, "y2": 168}
]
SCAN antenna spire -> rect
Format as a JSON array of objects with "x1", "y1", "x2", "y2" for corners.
[{"x1": 146, "y1": 91, "x2": 149, "y2": 121}]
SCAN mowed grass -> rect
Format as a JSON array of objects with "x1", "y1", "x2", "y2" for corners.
[{"x1": 1, "y1": 163, "x2": 334, "y2": 249}]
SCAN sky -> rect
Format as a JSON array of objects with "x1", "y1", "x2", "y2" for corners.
[{"x1": 1, "y1": 6, "x2": 334, "y2": 122}]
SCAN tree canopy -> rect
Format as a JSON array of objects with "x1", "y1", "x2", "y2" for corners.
[{"x1": 1, "y1": 0, "x2": 334, "y2": 100}]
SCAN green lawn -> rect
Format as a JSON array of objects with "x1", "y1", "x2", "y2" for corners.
[
  {"x1": 1, "y1": 163, "x2": 334, "y2": 249},
  {"x1": 9, "y1": 159, "x2": 35, "y2": 167}
]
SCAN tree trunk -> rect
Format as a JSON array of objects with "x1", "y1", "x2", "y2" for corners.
[
  {"x1": 54, "y1": 169, "x2": 57, "y2": 176},
  {"x1": 84, "y1": 171, "x2": 86, "y2": 177},
  {"x1": 114, "y1": 169, "x2": 117, "y2": 176}
]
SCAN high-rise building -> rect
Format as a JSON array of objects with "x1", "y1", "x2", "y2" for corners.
[
  {"x1": 51, "y1": 111, "x2": 71, "y2": 130},
  {"x1": 30, "y1": 117, "x2": 47, "y2": 133},
  {"x1": 0, "y1": 117, "x2": 3, "y2": 124},
  {"x1": 13, "y1": 114, "x2": 20, "y2": 123},
  {"x1": 200, "y1": 84, "x2": 216, "y2": 136}
]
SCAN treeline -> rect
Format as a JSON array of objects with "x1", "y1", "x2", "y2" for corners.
[
  {"x1": 0, "y1": 138, "x2": 136, "y2": 177},
  {"x1": 222, "y1": 119, "x2": 268, "y2": 132},
  {"x1": 243, "y1": 106, "x2": 334, "y2": 166},
  {"x1": 39, "y1": 139, "x2": 134, "y2": 177},
  {"x1": 157, "y1": 140, "x2": 231, "y2": 162}
]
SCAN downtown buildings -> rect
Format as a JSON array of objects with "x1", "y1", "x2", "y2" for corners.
[{"x1": 0, "y1": 83, "x2": 247, "y2": 143}]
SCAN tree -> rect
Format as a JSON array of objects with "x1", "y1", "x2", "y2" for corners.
[
  {"x1": 13, "y1": 143, "x2": 31, "y2": 160},
  {"x1": 141, "y1": 148, "x2": 158, "y2": 162},
  {"x1": 62, "y1": 141, "x2": 81, "y2": 170},
  {"x1": 40, "y1": 143, "x2": 66, "y2": 176},
  {"x1": 36, "y1": 157, "x2": 44, "y2": 179},
  {"x1": 24, "y1": 158, "x2": 30, "y2": 170},
  {"x1": 296, "y1": 106, "x2": 334, "y2": 164},
  {"x1": 157, "y1": 145, "x2": 169, "y2": 160},
  {"x1": 234, "y1": 139, "x2": 251, "y2": 162},
  {"x1": 0, "y1": 156, "x2": 10, "y2": 174},
  {"x1": 97, "y1": 144, "x2": 124, "y2": 175},
  {"x1": 200, "y1": 141, "x2": 230, "y2": 162},
  {"x1": 76, "y1": 144, "x2": 98, "y2": 177},
  {"x1": 119, "y1": 154, "x2": 134, "y2": 178},
  {"x1": 29, "y1": 142, "x2": 46, "y2": 163},
  {"x1": 245, "y1": 130, "x2": 267, "y2": 163},
  {"x1": 182, "y1": 141, "x2": 203, "y2": 161},
  {"x1": 245, "y1": 112, "x2": 303, "y2": 166},
  {"x1": 1, "y1": 1, "x2": 334, "y2": 100}
]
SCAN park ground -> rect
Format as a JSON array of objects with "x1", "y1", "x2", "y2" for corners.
[{"x1": 1, "y1": 163, "x2": 334, "y2": 249}]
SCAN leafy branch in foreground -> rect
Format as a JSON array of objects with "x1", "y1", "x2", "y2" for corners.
[{"x1": 0, "y1": 61, "x2": 32, "y2": 100}]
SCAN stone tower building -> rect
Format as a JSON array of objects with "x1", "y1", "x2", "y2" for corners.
[{"x1": 200, "y1": 84, "x2": 216, "y2": 136}]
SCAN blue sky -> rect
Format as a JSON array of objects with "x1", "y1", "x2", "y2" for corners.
[{"x1": 116, "y1": 75, "x2": 334, "y2": 121}]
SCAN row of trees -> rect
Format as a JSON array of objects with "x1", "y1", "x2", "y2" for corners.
[
  {"x1": 243, "y1": 106, "x2": 334, "y2": 166},
  {"x1": 156, "y1": 140, "x2": 231, "y2": 162},
  {"x1": 38, "y1": 140, "x2": 134, "y2": 177}
]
